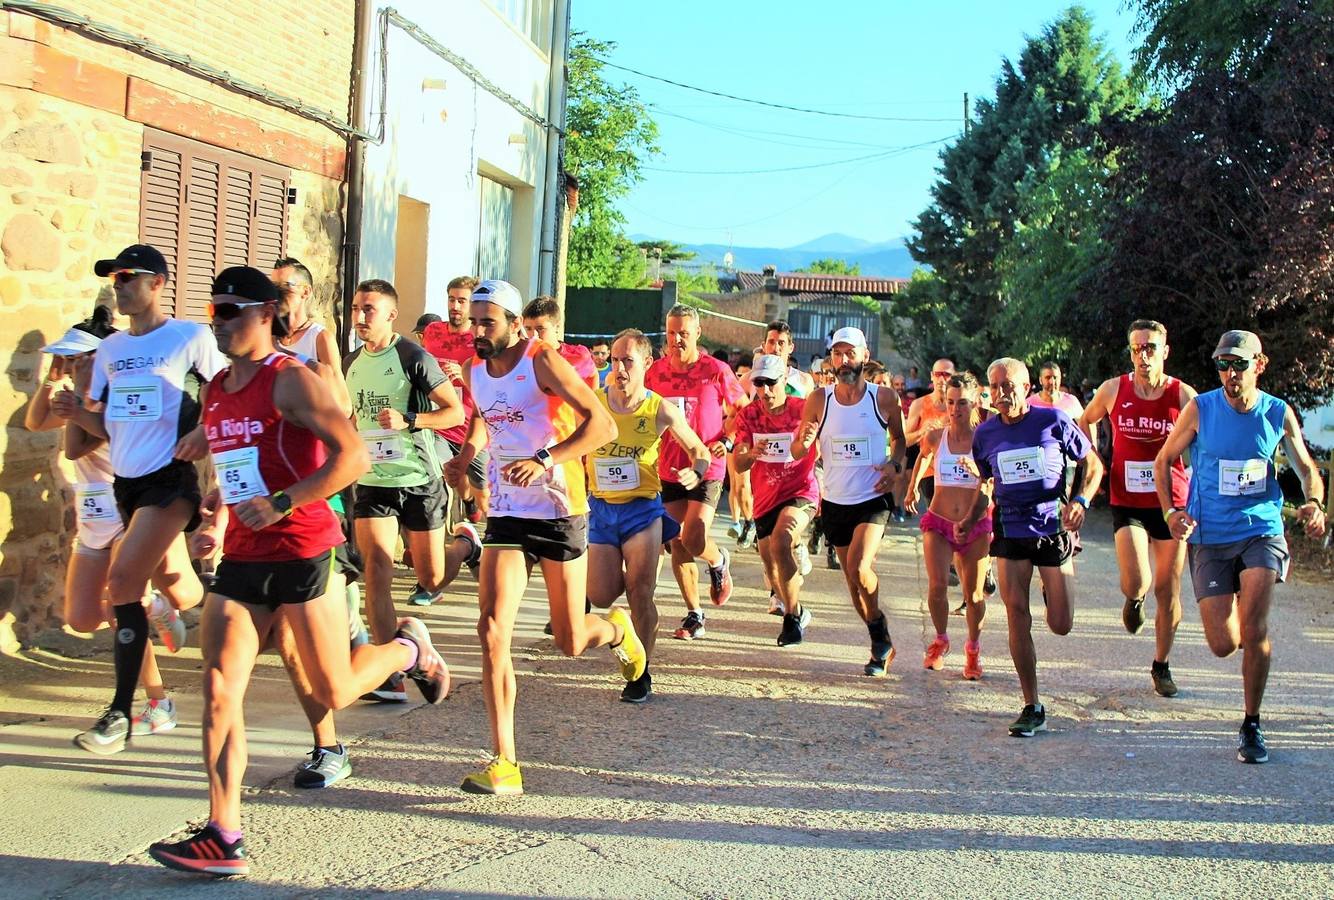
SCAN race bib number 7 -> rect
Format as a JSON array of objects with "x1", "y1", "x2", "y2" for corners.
[
  {"x1": 996, "y1": 446, "x2": 1045, "y2": 485},
  {"x1": 1219, "y1": 458, "x2": 1268, "y2": 496},
  {"x1": 361, "y1": 429, "x2": 406, "y2": 463}
]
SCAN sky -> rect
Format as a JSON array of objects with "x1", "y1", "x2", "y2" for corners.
[{"x1": 570, "y1": 0, "x2": 1144, "y2": 250}]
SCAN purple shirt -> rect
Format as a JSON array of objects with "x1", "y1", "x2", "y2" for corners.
[{"x1": 974, "y1": 405, "x2": 1091, "y2": 538}]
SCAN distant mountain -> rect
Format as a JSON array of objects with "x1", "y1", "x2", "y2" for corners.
[{"x1": 632, "y1": 233, "x2": 916, "y2": 278}]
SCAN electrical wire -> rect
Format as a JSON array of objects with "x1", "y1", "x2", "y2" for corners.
[
  {"x1": 650, "y1": 107, "x2": 911, "y2": 151},
  {"x1": 642, "y1": 136, "x2": 956, "y2": 176}
]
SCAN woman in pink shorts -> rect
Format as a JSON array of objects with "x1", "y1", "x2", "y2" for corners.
[{"x1": 907, "y1": 373, "x2": 991, "y2": 679}]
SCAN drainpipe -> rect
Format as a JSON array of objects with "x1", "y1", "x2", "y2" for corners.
[
  {"x1": 341, "y1": 0, "x2": 374, "y2": 350},
  {"x1": 539, "y1": 0, "x2": 570, "y2": 332}
]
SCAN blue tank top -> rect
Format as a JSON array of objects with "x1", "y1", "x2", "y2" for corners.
[{"x1": 1187, "y1": 389, "x2": 1286, "y2": 544}]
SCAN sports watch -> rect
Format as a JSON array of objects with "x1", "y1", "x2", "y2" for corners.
[
  {"x1": 269, "y1": 491, "x2": 294, "y2": 517},
  {"x1": 534, "y1": 447, "x2": 554, "y2": 470}
]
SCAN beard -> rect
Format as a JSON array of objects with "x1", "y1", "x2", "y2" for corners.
[
  {"x1": 448, "y1": 311, "x2": 465, "y2": 328},
  {"x1": 475, "y1": 331, "x2": 512, "y2": 359},
  {"x1": 836, "y1": 363, "x2": 863, "y2": 384}
]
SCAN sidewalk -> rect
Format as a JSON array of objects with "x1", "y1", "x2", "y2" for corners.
[{"x1": 2, "y1": 509, "x2": 1332, "y2": 898}]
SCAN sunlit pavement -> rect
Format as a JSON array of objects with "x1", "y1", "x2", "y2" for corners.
[{"x1": 2, "y1": 507, "x2": 1331, "y2": 898}]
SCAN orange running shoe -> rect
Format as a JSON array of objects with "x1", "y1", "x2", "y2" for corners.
[
  {"x1": 963, "y1": 641, "x2": 982, "y2": 680},
  {"x1": 924, "y1": 636, "x2": 950, "y2": 670}
]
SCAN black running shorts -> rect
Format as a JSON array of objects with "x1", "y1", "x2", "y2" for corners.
[
  {"x1": 484, "y1": 514, "x2": 588, "y2": 562},
  {"x1": 1111, "y1": 504, "x2": 1173, "y2": 542},
  {"x1": 353, "y1": 480, "x2": 446, "y2": 532},
  {"x1": 212, "y1": 549, "x2": 335, "y2": 608},
  {"x1": 661, "y1": 478, "x2": 724, "y2": 508},
  {"x1": 820, "y1": 494, "x2": 893, "y2": 549},
  {"x1": 113, "y1": 460, "x2": 203, "y2": 531}
]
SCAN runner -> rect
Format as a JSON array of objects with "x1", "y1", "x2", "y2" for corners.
[
  {"x1": 963, "y1": 357, "x2": 1103, "y2": 737},
  {"x1": 734, "y1": 355, "x2": 821, "y2": 645},
  {"x1": 51, "y1": 245, "x2": 221, "y2": 753},
  {"x1": 792, "y1": 327, "x2": 906, "y2": 674},
  {"x1": 451, "y1": 280, "x2": 643, "y2": 795},
  {"x1": 646, "y1": 304, "x2": 748, "y2": 640},
  {"x1": 343, "y1": 279, "x2": 474, "y2": 702},
  {"x1": 146, "y1": 267, "x2": 450, "y2": 876},
  {"x1": 1029, "y1": 361, "x2": 1085, "y2": 418},
  {"x1": 590, "y1": 338, "x2": 611, "y2": 387},
  {"x1": 1154, "y1": 330, "x2": 1325, "y2": 764},
  {"x1": 902, "y1": 358, "x2": 956, "y2": 510},
  {"x1": 586, "y1": 328, "x2": 710, "y2": 702},
  {"x1": 905, "y1": 372, "x2": 991, "y2": 678},
  {"x1": 521, "y1": 295, "x2": 598, "y2": 388},
  {"x1": 1079, "y1": 320, "x2": 1196, "y2": 697}
]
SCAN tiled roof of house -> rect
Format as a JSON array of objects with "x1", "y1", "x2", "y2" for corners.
[{"x1": 734, "y1": 271, "x2": 907, "y2": 296}]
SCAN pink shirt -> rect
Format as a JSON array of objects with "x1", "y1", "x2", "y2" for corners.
[
  {"x1": 646, "y1": 354, "x2": 745, "y2": 483},
  {"x1": 558, "y1": 342, "x2": 597, "y2": 388},
  {"x1": 734, "y1": 396, "x2": 819, "y2": 518},
  {"x1": 421, "y1": 322, "x2": 476, "y2": 444},
  {"x1": 1029, "y1": 390, "x2": 1085, "y2": 419}
]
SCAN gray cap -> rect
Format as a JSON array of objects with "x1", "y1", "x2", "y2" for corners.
[
  {"x1": 1212, "y1": 330, "x2": 1263, "y2": 359},
  {"x1": 750, "y1": 354, "x2": 786, "y2": 382}
]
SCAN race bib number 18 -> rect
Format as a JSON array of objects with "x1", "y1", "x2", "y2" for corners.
[
  {"x1": 829, "y1": 435, "x2": 871, "y2": 465},
  {"x1": 996, "y1": 446, "x2": 1045, "y2": 485}
]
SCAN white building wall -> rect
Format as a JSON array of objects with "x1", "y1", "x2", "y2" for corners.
[{"x1": 360, "y1": 0, "x2": 560, "y2": 325}]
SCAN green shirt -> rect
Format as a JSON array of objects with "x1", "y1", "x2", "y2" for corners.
[{"x1": 343, "y1": 335, "x2": 447, "y2": 488}]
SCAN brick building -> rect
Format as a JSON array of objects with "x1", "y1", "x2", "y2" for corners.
[{"x1": 0, "y1": 2, "x2": 355, "y2": 647}]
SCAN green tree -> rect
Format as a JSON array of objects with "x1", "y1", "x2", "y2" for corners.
[
  {"x1": 636, "y1": 239, "x2": 696, "y2": 264},
  {"x1": 664, "y1": 266, "x2": 718, "y2": 310},
  {"x1": 796, "y1": 258, "x2": 861, "y2": 276},
  {"x1": 565, "y1": 36, "x2": 660, "y2": 288}
]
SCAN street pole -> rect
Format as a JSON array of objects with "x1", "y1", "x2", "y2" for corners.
[{"x1": 963, "y1": 92, "x2": 970, "y2": 135}]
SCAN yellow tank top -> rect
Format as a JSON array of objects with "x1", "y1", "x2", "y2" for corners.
[{"x1": 587, "y1": 388, "x2": 663, "y2": 502}]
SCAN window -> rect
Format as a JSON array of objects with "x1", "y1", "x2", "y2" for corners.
[
  {"x1": 476, "y1": 174, "x2": 514, "y2": 283},
  {"x1": 486, "y1": 0, "x2": 552, "y2": 54},
  {"x1": 139, "y1": 129, "x2": 289, "y2": 322}
]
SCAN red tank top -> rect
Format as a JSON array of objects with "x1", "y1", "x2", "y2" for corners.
[
  {"x1": 204, "y1": 354, "x2": 344, "y2": 561},
  {"x1": 422, "y1": 322, "x2": 476, "y2": 444},
  {"x1": 1109, "y1": 374, "x2": 1188, "y2": 508}
]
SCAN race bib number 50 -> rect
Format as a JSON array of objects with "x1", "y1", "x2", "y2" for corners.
[
  {"x1": 594, "y1": 458, "x2": 640, "y2": 491},
  {"x1": 996, "y1": 446, "x2": 1045, "y2": 485}
]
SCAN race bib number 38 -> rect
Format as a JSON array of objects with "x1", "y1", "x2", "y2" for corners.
[
  {"x1": 107, "y1": 376, "x2": 163, "y2": 422},
  {"x1": 996, "y1": 446, "x2": 1045, "y2": 485},
  {"x1": 1124, "y1": 460, "x2": 1156, "y2": 493},
  {"x1": 1219, "y1": 458, "x2": 1268, "y2": 496},
  {"x1": 213, "y1": 446, "x2": 269, "y2": 505}
]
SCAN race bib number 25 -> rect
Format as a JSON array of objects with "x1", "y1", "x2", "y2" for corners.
[{"x1": 996, "y1": 446, "x2": 1045, "y2": 485}]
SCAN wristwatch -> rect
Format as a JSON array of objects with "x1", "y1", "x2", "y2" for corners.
[
  {"x1": 269, "y1": 491, "x2": 294, "y2": 518},
  {"x1": 534, "y1": 447, "x2": 554, "y2": 470},
  {"x1": 721, "y1": 437, "x2": 735, "y2": 452},
  {"x1": 403, "y1": 410, "x2": 418, "y2": 430}
]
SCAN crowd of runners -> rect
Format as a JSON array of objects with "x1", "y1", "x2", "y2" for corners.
[{"x1": 25, "y1": 243, "x2": 1327, "y2": 876}]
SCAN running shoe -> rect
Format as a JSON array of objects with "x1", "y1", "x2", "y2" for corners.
[
  {"x1": 396, "y1": 617, "x2": 450, "y2": 704},
  {"x1": 148, "y1": 824, "x2": 248, "y2": 877},
  {"x1": 461, "y1": 755, "x2": 524, "y2": 795},
  {"x1": 1151, "y1": 660, "x2": 1179, "y2": 698},
  {"x1": 149, "y1": 592, "x2": 186, "y2": 654},
  {"x1": 777, "y1": 607, "x2": 811, "y2": 646},
  {"x1": 673, "y1": 610, "x2": 706, "y2": 640},
  {"x1": 294, "y1": 744, "x2": 352, "y2": 789},
  {"x1": 1122, "y1": 595, "x2": 1146, "y2": 634},
  {"x1": 1009, "y1": 703, "x2": 1047, "y2": 737},
  {"x1": 807, "y1": 526, "x2": 822, "y2": 555},
  {"x1": 826, "y1": 544, "x2": 840, "y2": 570},
  {"x1": 407, "y1": 583, "x2": 443, "y2": 607},
  {"x1": 983, "y1": 566, "x2": 997, "y2": 596},
  {"x1": 463, "y1": 497, "x2": 482, "y2": 524},
  {"x1": 948, "y1": 566, "x2": 960, "y2": 587},
  {"x1": 796, "y1": 542, "x2": 813, "y2": 577},
  {"x1": 952, "y1": 600, "x2": 967, "y2": 616},
  {"x1": 767, "y1": 590, "x2": 783, "y2": 616},
  {"x1": 923, "y1": 635, "x2": 950, "y2": 671},
  {"x1": 708, "y1": 548, "x2": 733, "y2": 606},
  {"x1": 963, "y1": 641, "x2": 983, "y2": 680},
  {"x1": 74, "y1": 708, "x2": 128, "y2": 755},
  {"x1": 621, "y1": 669, "x2": 653, "y2": 704},
  {"x1": 607, "y1": 607, "x2": 647, "y2": 682},
  {"x1": 453, "y1": 521, "x2": 483, "y2": 575},
  {"x1": 864, "y1": 615, "x2": 894, "y2": 676},
  {"x1": 1237, "y1": 721, "x2": 1268, "y2": 764},
  {"x1": 726, "y1": 520, "x2": 743, "y2": 540},
  {"x1": 131, "y1": 697, "x2": 177, "y2": 736},
  {"x1": 360, "y1": 671, "x2": 408, "y2": 703},
  {"x1": 737, "y1": 521, "x2": 755, "y2": 550}
]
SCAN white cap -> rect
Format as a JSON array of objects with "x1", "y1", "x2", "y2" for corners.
[
  {"x1": 830, "y1": 326, "x2": 866, "y2": 349},
  {"x1": 471, "y1": 279, "x2": 524, "y2": 317},
  {"x1": 41, "y1": 327, "x2": 102, "y2": 356},
  {"x1": 750, "y1": 354, "x2": 786, "y2": 382}
]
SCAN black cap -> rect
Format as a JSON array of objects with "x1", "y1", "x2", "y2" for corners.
[
  {"x1": 414, "y1": 313, "x2": 443, "y2": 332},
  {"x1": 94, "y1": 244, "x2": 169, "y2": 279},
  {"x1": 211, "y1": 266, "x2": 280, "y2": 303}
]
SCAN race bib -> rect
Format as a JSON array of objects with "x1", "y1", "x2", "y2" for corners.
[
  {"x1": 755, "y1": 432, "x2": 793, "y2": 464},
  {"x1": 213, "y1": 446, "x2": 269, "y2": 504},
  {"x1": 75, "y1": 482, "x2": 118, "y2": 523},
  {"x1": 495, "y1": 450, "x2": 550, "y2": 484},
  {"x1": 1219, "y1": 458, "x2": 1268, "y2": 497},
  {"x1": 106, "y1": 376, "x2": 163, "y2": 422},
  {"x1": 829, "y1": 435, "x2": 871, "y2": 465},
  {"x1": 594, "y1": 458, "x2": 641, "y2": 491},
  {"x1": 996, "y1": 446, "x2": 1044, "y2": 485},
  {"x1": 938, "y1": 455, "x2": 978, "y2": 487},
  {"x1": 1124, "y1": 460, "x2": 1156, "y2": 493},
  {"x1": 361, "y1": 429, "x2": 406, "y2": 463}
]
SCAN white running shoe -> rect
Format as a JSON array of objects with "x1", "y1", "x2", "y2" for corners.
[
  {"x1": 148, "y1": 593, "x2": 186, "y2": 653},
  {"x1": 796, "y1": 542, "x2": 813, "y2": 577},
  {"x1": 131, "y1": 697, "x2": 177, "y2": 736}
]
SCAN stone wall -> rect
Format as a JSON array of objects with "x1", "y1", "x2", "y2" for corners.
[{"x1": 697, "y1": 290, "x2": 785, "y2": 354}]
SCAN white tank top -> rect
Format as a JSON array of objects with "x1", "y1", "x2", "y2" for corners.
[
  {"x1": 933, "y1": 429, "x2": 980, "y2": 488},
  {"x1": 469, "y1": 341, "x2": 587, "y2": 519},
  {"x1": 817, "y1": 383, "x2": 889, "y2": 505},
  {"x1": 283, "y1": 321, "x2": 324, "y2": 360}
]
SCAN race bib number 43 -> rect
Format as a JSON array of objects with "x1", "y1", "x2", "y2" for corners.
[
  {"x1": 75, "y1": 482, "x2": 118, "y2": 523},
  {"x1": 213, "y1": 446, "x2": 269, "y2": 504},
  {"x1": 107, "y1": 376, "x2": 163, "y2": 422},
  {"x1": 996, "y1": 446, "x2": 1045, "y2": 485},
  {"x1": 1219, "y1": 458, "x2": 1268, "y2": 496}
]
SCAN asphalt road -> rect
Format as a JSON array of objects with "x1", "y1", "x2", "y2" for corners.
[{"x1": 1, "y1": 508, "x2": 1331, "y2": 898}]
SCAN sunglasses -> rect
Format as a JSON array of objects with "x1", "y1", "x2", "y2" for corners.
[
  {"x1": 1129, "y1": 342, "x2": 1161, "y2": 356},
  {"x1": 932, "y1": 370, "x2": 953, "y2": 378},
  {"x1": 111, "y1": 269, "x2": 157, "y2": 284},
  {"x1": 1215, "y1": 358, "x2": 1252, "y2": 372},
  {"x1": 208, "y1": 300, "x2": 272, "y2": 320},
  {"x1": 752, "y1": 377, "x2": 779, "y2": 388}
]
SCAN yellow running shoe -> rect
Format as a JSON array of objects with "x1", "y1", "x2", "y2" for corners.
[
  {"x1": 461, "y1": 756, "x2": 523, "y2": 795},
  {"x1": 607, "y1": 607, "x2": 647, "y2": 682}
]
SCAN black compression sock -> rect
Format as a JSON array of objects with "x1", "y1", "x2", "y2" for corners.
[
  {"x1": 111, "y1": 602, "x2": 150, "y2": 718},
  {"x1": 1243, "y1": 714, "x2": 1260, "y2": 728}
]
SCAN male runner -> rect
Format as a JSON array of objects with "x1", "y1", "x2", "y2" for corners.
[
  {"x1": 423, "y1": 275, "x2": 489, "y2": 522},
  {"x1": 450, "y1": 280, "x2": 643, "y2": 795},
  {"x1": 962, "y1": 358, "x2": 1103, "y2": 737},
  {"x1": 646, "y1": 304, "x2": 747, "y2": 639},
  {"x1": 344, "y1": 280, "x2": 474, "y2": 700},
  {"x1": 1030, "y1": 361, "x2": 1085, "y2": 419},
  {"x1": 146, "y1": 267, "x2": 449, "y2": 876},
  {"x1": 1155, "y1": 330, "x2": 1325, "y2": 763},
  {"x1": 792, "y1": 328, "x2": 906, "y2": 674},
  {"x1": 1080, "y1": 320, "x2": 1196, "y2": 697},
  {"x1": 735, "y1": 355, "x2": 820, "y2": 646},
  {"x1": 53, "y1": 244, "x2": 220, "y2": 753},
  {"x1": 761, "y1": 321, "x2": 815, "y2": 399},
  {"x1": 521, "y1": 295, "x2": 598, "y2": 388},
  {"x1": 586, "y1": 328, "x2": 711, "y2": 702},
  {"x1": 590, "y1": 338, "x2": 611, "y2": 387}
]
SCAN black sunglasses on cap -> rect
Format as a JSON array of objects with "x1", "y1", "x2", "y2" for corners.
[
  {"x1": 208, "y1": 300, "x2": 273, "y2": 320},
  {"x1": 752, "y1": 377, "x2": 779, "y2": 388}
]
